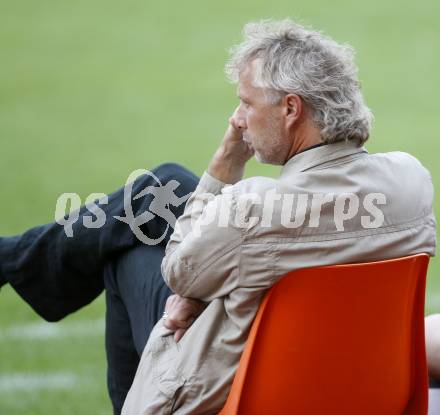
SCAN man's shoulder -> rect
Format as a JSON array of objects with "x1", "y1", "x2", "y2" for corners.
[
  {"x1": 369, "y1": 150, "x2": 430, "y2": 175},
  {"x1": 366, "y1": 150, "x2": 433, "y2": 193},
  {"x1": 228, "y1": 176, "x2": 281, "y2": 196}
]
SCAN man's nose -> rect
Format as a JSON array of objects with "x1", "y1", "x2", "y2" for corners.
[{"x1": 230, "y1": 106, "x2": 247, "y2": 130}]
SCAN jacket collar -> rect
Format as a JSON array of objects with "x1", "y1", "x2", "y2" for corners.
[{"x1": 281, "y1": 140, "x2": 368, "y2": 176}]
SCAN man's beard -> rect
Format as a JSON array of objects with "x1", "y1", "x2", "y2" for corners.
[
  {"x1": 254, "y1": 149, "x2": 270, "y2": 164},
  {"x1": 252, "y1": 133, "x2": 287, "y2": 166},
  {"x1": 250, "y1": 116, "x2": 287, "y2": 165}
]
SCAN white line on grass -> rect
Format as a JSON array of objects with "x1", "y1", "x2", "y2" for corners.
[
  {"x1": 0, "y1": 318, "x2": 104, "y2": 341},
  {"x1": 0, "y1": 372, "x2": 77, "y2": 392}
]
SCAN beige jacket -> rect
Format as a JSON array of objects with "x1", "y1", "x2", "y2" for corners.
[{"x1": 122, "y1": 141, "x2": 436, "y2": 414}]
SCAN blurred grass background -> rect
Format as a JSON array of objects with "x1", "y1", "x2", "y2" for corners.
[{"x1": 0, "y1": 0, "x2": 439, "y2": 413}]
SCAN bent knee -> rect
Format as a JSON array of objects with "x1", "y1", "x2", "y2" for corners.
[
  {"x1": 152, "y1": 163, "x2": 191, "y2": 181},
  {"x1": 133, "y1": 162, "x2": 198, "y2": 199}
]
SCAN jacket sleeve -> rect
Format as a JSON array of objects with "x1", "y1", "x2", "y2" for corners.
[{"x1": 161, "y1": 172, "x2": 246, "y2": 301}]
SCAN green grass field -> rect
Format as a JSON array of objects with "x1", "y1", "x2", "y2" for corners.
[{"x1": 1, "y1": 0, "x2": 439, "y2": 413}]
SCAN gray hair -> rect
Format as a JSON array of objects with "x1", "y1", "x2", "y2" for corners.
[{"x1": 225, "y1": 19, "x2": 373, "y2": 145}]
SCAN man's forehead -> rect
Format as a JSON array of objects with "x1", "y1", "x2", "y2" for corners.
[
  {"x1": 236, "y1": 85, "x2": 248, "y2": 99},
  {"x1": 237, "y1": 63, "x2": 260, "y2": 98},
  {"x1": 238, "y1": 62, "x2": 255, "y2": 83}
]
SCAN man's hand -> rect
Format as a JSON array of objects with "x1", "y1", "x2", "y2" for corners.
[
  {"x1": 207, "y1": 108, "x2": 254, "y2": 184},
  {"x1": 163, "y1": 294, "x2": 207, "y2": 342}
]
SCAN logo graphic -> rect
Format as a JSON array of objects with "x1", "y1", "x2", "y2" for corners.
[
  {"x1": 114, "y1": 169, "x2": 191, "y2": 245},
  {"x1": 55, "y1": 168, "x2": 387, "y2": 242},
  {"x1": 55, "y1": 169, "x2": 191, "y2": 244}
]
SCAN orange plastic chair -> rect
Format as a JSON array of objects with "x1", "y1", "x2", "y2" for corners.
[{"x1": 219, "y1": 254, "x2": 430, "y2": 415}]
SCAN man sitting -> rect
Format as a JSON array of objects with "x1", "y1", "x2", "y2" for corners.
[{"x1": 0, "y1": 19, "x2": 436, "y2": 414}]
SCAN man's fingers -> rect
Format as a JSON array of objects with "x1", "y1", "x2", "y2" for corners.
[
  {"x1": 174, "y1": 328, "x2": 187, "y2": 342},
  {"x1": 165, "y1": 315, "x2": 195, "y2": 330},
  {"x1": 162, "y1": 294, "x2": 206, "y2": 334},
  {"x1": 163, "y1": 317, "x2": 180, "y2": 331}
]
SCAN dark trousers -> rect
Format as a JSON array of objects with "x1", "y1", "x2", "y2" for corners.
[{"x1": 0, "y1": 163, "x2": 199, "y2": 414}]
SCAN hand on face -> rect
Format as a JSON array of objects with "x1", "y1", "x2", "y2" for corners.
[
  {"x1": 225, "y1": 107, "x2": 254, "y2": 161},
  {"x1": 207, "y1": 107, "x2": 255, "y2": 184},
  {"x1": 162, "y1": 294, "x2": 207, "y2": 342}
]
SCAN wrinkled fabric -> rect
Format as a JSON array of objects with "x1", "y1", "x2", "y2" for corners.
[{"x1": 123, "y1": 141, "x2": 436, "y2": 415}]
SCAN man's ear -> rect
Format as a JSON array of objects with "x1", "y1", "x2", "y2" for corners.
[{"x1": 284, "y1": 94, "x2": 303, "y2": 128}]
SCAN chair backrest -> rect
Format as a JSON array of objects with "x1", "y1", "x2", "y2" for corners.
[{"x1": 220, "y1": 254, "x2": 430, "y2": 415}]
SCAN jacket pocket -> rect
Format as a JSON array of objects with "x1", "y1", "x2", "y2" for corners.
[
  {"x1": 156, "y1": 366, "x2": 186, "y2": 401},
  {"x1": 151, "y1": 333, "x2": 187, "y2": 413}
]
